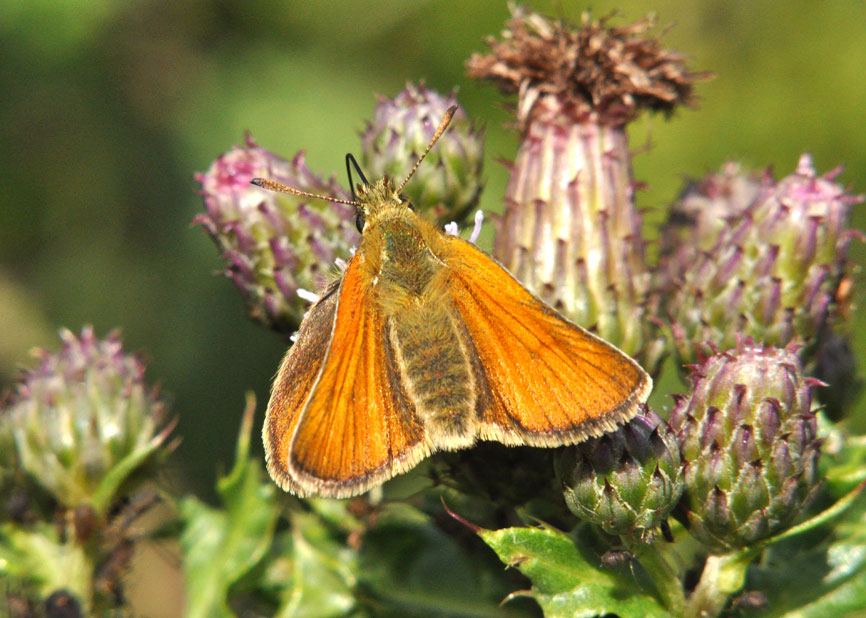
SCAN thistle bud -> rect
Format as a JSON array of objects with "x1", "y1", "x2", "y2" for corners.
[
  {"x1": 1, "y1": 327, "x2": 174, "y2": 516},
  {"x1": 195, "y1": 137, "x2": 359, "y2": 333},
  {"x1": 557, "y1": 406, "x2": 684, "y2": 539},
  {"x1": 660, "y1": 162, "x2": 768, "y2": 259},
  {"x1": 670, "y1": 340, "x2": 822, "y2": 551},
  {"x1": 662, "y1": 155, "x2": 863, "y2": 367},
  {"x1": 468, "y1": 7, "x2": 707, "y2": 370},
  {"x1": 360, "y1": 83, "x2": 484, "y2": 226}
]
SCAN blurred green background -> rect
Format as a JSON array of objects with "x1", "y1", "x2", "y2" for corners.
[{"x1": 3, "y1": 0, "x2": 866, "y2": 503}]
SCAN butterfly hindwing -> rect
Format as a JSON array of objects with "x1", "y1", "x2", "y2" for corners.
[
  {"x1": 264, "y1": 280, "x2": 340, "y2": 495},
  {"x1": 442, "y1": 237, "x2": 652, "y2": 446}
]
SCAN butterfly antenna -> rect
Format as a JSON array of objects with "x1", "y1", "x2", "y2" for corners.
[
  {"x1": 250, "y1": 178, "x2": 361, "y2": 207},
  {"x1": 397, "y1": 105, "x2": 457, "y2": 194},
  {"x1": 345, "y1": 153, "x2": 369, "y2": 202}
]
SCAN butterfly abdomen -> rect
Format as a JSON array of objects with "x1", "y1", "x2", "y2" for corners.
[{"x1": 388, "y1": 300, "x2": 477, "y2": 449}]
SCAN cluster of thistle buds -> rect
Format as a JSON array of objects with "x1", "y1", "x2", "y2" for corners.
[
  {"x1": 192, "y1": 2, "x2": 861, "y2": 573},
  {"x1": 2, "y1": 6, "x2": 862, "y2": 618},
  {"x1": 0, "y1": 326, "x2": 174, "y2": 614},
  {"x1": 659, "y1": 154, "x2": 863, "y2": 370},
  {"x1": 557, "y1": 342, "x2": 825, "y2": 558},
  {"x1": 464, "y1": 7, "x2": 860, "y2": 558}
]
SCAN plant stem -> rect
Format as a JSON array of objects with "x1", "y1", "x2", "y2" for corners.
[
  {"x1": 685, "y1": 551, "x2": 752, "y2": 617},
  {"x1": 633, "y1": 541, "x2": 685, "y2": 615}
]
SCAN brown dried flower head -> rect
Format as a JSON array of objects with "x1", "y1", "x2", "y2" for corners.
[{"x1": 466, "y1": 5, "x2": 710, "y2": 127}]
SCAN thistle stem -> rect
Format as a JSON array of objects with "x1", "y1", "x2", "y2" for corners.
[
  {"x1": 685, "y1": 551, "x2": 751, "y2": 618},
  {"x1": 632, "y1": 541, "x2": 685, "y2": 615}
]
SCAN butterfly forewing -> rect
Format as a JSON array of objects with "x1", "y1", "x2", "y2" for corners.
[
  {"x1": 441, "y1": 236, "x2": 652, "y2": 446},
  {"x1": 286, "y1": 254, "x2": 428, "y2": 497}
]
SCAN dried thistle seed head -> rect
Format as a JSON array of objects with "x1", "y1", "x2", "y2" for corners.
[
  {"x1": 467, "y1": 6, "x2": 710, "y2": 128},
  {"x1": 557, "y1": 406, "x2": 683, "y2": 539},
  {"x1": 669, "y1": 340, "x2": 822, "y2": 551},
  {"x1": 1, "y1": 327, "x2": 173, "y2": 515},
  {"x1": 361, "y1": 83, "x2": 484, "y2": 227},
  {"x1": 195, "y1": 138, "x2": 359, "y2": 333}
]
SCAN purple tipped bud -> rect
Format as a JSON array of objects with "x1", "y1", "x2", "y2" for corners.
[
  {"x1": 661, "y1": 162, "x2": 768, "y2": 258},
  {"x1": 557, "y1": 406, "x2": 683, "y2": 539},
  {"x1": 670, "y1": 340, "x2": 821, "y2": 551},
  {"x1": 660, "y1": 156, "x2": 863, "y2": 368},
  {"x1": 360, "y1": 83, "x2": 484, "y2": 226},
  {"x1": 0, "y1": 327, "x2": 173, "y2": 516}
]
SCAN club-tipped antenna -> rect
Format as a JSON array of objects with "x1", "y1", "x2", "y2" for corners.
[
  {"x1": 345, "y1": 153, "x2": 369, "y2": 202},
  {"x1": 250, "y1": 178, "x2": 361, "y2": 207},
  {"x1": 396, "y1": 105, "x2": 457, "y2": 195}
]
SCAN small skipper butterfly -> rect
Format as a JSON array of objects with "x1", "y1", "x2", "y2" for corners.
[{"x1": 254, "y1": 107, "x2": 651, "y2": 498}]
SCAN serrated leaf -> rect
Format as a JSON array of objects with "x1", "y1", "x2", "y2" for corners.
[
  {"x1": 479, "y1": 525, "x2": 667, "y2": 618},
  {"x1": 179, "y1": 395, "x2": 279, "y2": 618}
]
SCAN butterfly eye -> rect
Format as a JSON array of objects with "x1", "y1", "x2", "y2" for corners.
[{"x1": 355, "y1": 211, "x2": 365, "y2": 233}]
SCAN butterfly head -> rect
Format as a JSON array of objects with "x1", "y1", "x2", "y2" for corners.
[{"x1": 352, "y1": 176, "x2": 410, "y2": 232}]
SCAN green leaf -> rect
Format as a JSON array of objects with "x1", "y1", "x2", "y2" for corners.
[
  {"x1": 179, "y1": 394, "x2": 279, "y2": 618},
  {"x1": 272, "y1": 510, "x2": 358, "y2": 618},
  {"x1": 0, "y1": 522, "x2": 91, "y2": 612},
  {"x1": 783, "y1": 570, "x2": 866, "y2": 618},
  {"x1": 478, "y1": 524, "x2": 667, "y2": 618},
  {"x1": 268, "y1": 500, "x2": 525, "y2": 617},
  {"x1": 744, "y1": 483, "x2": 866, "y2": 617}
]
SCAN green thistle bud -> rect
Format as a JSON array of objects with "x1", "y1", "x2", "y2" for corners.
[
  {"x1": 1, "y1": 327, "x2": 174, "y2": 516},
  {"x1": 662, "y1": 155, "x2": 863, "y2": 366},
  {"x1": 556, "y1": 406, "x2": 684, "y2": 539},
  {"x1": 468, "y1": 7, "x2": 707, "y2": 370},
  {"x1": 360, "y1": 82, "x2": 484, "y2": 226},
  {"x1": 195, "y1": 137, "x2": 359, "y2": 334},
  {"x1": 669, "y1": 340, "x2": 822, "y2": 551}
]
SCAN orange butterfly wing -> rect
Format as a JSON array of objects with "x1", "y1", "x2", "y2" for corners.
[
  {"x1": 441, "y1": 237, "x2": 652, "y2": 446},
  {"x1": 270, "y1": 254, "x2": 427, "y2": 498}
]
